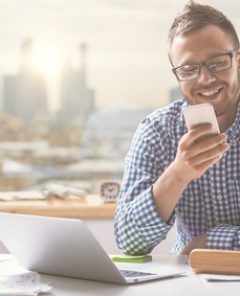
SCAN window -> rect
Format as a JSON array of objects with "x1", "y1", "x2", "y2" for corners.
[{"x1": 0, "y1": 1, "x2": 235, "y2": 195}]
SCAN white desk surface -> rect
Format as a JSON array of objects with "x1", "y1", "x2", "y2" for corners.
[{"x1": 40, "y1": 255, "x2": 240, "y2": 296}]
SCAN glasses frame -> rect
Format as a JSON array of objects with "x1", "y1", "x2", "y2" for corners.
[{"x1": 172, "y1": 50, "x2": 239, "y2": 82}]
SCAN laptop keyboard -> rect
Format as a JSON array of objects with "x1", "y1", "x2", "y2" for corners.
[{"x1": 120, "y1": 269, "x2": 156, "y2": 278}]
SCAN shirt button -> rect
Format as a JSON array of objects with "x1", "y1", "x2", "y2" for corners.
[{"x1": 217, "y1": 195, "x2": 222, "y2": 201}]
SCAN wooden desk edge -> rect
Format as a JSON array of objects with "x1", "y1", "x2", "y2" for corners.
[{"x1": 0, "y1": 198, "x2": 116, "y2": 219}]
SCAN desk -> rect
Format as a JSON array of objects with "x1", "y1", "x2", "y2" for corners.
[
  {"x1": 0, "y1": 195, "x2": 116, "y2": 218},
  {"x1": 40, "y1": 256, "x2": 240, "y2": 296}
]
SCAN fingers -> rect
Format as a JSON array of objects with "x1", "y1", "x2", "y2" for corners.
[
  {"x1": 181, "y1": 123, "x2": 214, "y2": 148},
  {"x1": 190, "y1": 133, "x2": 227, "y2": 157},
  {"x1": 180, "y1": 123, "x2": 228, "y2": 161},
  {"x1": 186, "y1": 141, "x2": 229, "y2": 166},
  {"x1": 187, "y1": 145, "x2": 229, "y2": 179},
  {"x1": 175, "y1": 124, "x2": 230, "y2": 182}
]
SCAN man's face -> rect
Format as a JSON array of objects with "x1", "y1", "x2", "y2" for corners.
[{"x1": 170, "y1": 25, "x2": 240, "y2": 128}]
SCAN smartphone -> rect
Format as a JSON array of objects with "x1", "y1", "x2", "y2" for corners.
[{"x1": 182, "y1": 103, "x2": 220, "y2": 134}]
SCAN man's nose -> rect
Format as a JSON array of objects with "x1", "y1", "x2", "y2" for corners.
[{"x1": 198, "y1": 65, "x2": 217, "y2": 83}]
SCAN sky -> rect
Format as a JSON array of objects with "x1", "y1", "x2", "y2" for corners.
[{"x1": 0, "y1": 0, "x2": 240, "y2": 112}]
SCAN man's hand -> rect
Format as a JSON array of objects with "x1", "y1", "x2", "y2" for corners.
[
  {"x1": 171, "y1": 123, "x2": 229, "y2": 184},
  {"x1": 181, "y1": 234, "x2": 206, "y2": 255},
  {"x1": 152, "y1": 124, "x2": 229, "y2": 223}
]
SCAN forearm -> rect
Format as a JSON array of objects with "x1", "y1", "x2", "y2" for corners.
[
  {"x1": 207, "y1": 225, "x2": 240, "y2": 250},
  {"x1": 152, "y1": 161, "x2": 189, "y2": 223},
  {"x1": 181, "y1": 225, "x2": 240, "y2": 253}
]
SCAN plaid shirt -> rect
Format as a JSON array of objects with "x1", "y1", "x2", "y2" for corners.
[{"x1": 114, "y1": 99, "x2": 240, "y2": 255}]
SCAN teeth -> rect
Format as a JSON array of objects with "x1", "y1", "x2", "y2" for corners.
[{"x1": 199, "y1": 88, "x2": 221, "y2": 97}]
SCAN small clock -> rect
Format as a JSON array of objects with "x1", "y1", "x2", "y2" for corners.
[{"x1": 100, "y1": 181, "x2": 120, "y2": 202}]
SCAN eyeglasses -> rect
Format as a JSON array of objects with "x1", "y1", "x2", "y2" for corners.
[{"x1": 172, "y1": 50, "x2": 238, "y2": 82}]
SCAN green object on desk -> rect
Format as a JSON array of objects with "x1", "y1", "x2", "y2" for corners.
[{"x1": 111, "y1": 254, "x2": 152, "y2": 263}]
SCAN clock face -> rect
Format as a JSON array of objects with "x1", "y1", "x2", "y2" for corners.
[{"x1": 100, "y1": 182, "x2": 120, "y2": 201}]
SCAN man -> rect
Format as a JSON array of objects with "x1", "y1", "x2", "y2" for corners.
[{"x1": 114, "y1": 1, "x2": 240, "y2": 255}]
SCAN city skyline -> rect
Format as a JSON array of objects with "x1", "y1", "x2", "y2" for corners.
[
  {"x1": 1, "y1": 38, "x2": 95, "y2": 125},
  {"x1": 0, "y1": 0, "x2": 240, "y2": 111}
]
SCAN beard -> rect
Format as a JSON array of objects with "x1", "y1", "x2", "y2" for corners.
[{"x1": 214, "y1": 81, "x2": 240, "y2": 118}]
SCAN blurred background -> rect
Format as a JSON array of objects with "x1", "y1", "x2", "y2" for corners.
[{"x1": 0, "y1": 0, "x2": 239, "y2": 194}]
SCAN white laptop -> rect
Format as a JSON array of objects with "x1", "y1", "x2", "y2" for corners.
[{"x1": 0, "y1": 213, "x2": 183, "y2": 284}]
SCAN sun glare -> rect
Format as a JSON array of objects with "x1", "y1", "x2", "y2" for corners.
[{"x1": 31, "y1": 46, "x2": 63, "y2": 77}]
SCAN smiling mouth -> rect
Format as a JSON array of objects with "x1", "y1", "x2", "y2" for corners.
[{"x1": 197, "y1": 87, "x2": 223, "y2": 98}]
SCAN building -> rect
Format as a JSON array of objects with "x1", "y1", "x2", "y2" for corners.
[
  {"x1": 59, "y1": 43, "x2": 95, "y2": 125},
  {"x1": 3, "y1": 38, "x2": 48, "y2": 122},
  {"x1": 79, "y1": 106, "x2": 151, "y2": 160}
]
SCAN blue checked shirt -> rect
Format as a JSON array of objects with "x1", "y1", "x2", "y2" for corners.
[{"x1": 114, "y1": 99, "x2": 240, "y2": 255}]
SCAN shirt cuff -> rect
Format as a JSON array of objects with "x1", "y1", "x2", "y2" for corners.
[
  {"x1": 206, "y1": 224, "x2": 240, "y2": 250},
  {"x1": 131, "y1": 186, "x2": 173, "y2": 233}
]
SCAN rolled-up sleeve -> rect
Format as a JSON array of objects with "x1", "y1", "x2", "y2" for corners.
[{"x1": 114, "y1": 116, "x2": 175, "y2": 255}]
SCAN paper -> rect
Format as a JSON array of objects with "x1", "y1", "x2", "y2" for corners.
[
  {"x1": 0, "y1": 184, "x2": 87, "y2": 201},
  {"x1": 0, "y1": 255, "x2": 52, "y2": 295},
  {"x1": 42, "y1": 183, "x2": 87, "y2": 199},
  {"x1": 201, "y1": 273, "x2": 240, "y2": 282},
  {"x1": 0, "y1": 272, "x2": 52, "y2": 295}
]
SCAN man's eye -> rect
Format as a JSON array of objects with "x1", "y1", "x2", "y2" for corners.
[
  {"x1": 178, "y1": 66, "x2": 198, "y2": 77},
  {"x1": 181, "y1": 65, "x2": 198, "y2": 72},
  {"x1": 208, "y1": 61, "x2": 228, "y2": 70}
]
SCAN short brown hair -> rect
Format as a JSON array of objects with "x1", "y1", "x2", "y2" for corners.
[{"x1": 168, "y1": 1, "x2": 239, "y2": 60}]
